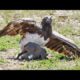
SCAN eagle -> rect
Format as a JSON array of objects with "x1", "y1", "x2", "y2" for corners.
[{"x1": 0, "y1": 16, "x2": 80, "y2": 58}]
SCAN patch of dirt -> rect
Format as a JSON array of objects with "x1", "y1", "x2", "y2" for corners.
[{"x1": 0, "y1": 49, "x2": 25, "y2": 70}]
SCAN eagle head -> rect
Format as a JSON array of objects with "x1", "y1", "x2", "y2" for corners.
[{"x1": 41, "y1": 16, "x2": 52, "y2": 40}]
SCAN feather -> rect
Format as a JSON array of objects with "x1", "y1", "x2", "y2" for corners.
[
  {"x1": 0, "y1": 18, "x2": 36, "y2": 36},
  {"x1": 45, "y1": 31, "x2": 80, "y2": 57}
]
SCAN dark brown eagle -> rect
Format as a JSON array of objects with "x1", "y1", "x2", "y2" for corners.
[{"x1": 0, "y1": 16, "x2": 80, "y2": 58}]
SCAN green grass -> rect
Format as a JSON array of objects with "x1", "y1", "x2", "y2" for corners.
[
  {"x1": 0, "y1": 58, "x2": 8, "y2": 64},
  {"x1": 0, "y1": 10, "x2": 80, "y2": 70},
  {"x1": 0, "y1": 35, "x2": 21, "y2": 50}
]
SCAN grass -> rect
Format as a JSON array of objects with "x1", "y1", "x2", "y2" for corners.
[
  {"x1": 0, "y1": 58, "x2": 8, "y2": 64},
  {"x1": 0, "y1": 10, "x2": 80, "y2": 70},
  {"x1": 0, "y1": 35, "x2": 21, "y2": 51}
]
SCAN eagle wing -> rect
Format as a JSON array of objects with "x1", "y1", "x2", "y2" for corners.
[
  {"x1": 0, "y1": 18, "x2": 36, "y2": 36},
  {"x1": 0, "y1": 18, "x2": 80, "y2": 58},
  {"x1": 45, "y1": 31, "x2": 80, "y2": 57}
]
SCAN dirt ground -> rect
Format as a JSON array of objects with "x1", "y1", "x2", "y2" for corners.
[{"x1": 0, "y1": 49, "x2": 26, "y2": 70}]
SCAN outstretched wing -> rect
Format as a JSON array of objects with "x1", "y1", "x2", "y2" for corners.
[
  {"x1": 45, "y1": 31, "x2": 80, "y2": 57},
  {"x1": 0, "y1": 17, "x2": 80, "y2": 58},
  {"x1": 0, "y1": 18, "x2": 36, "y2": 37}
]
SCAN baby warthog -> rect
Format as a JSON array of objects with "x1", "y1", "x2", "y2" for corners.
[{"x1": 16, "y1": 42, "x2": 52, "y2": 61}]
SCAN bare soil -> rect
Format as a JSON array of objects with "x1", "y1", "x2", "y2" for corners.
[{"x1": 0, "y1": 49, "x2": 25, "y2": 70}]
